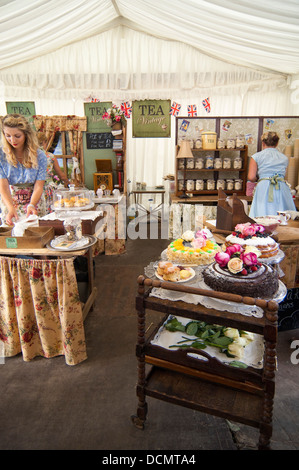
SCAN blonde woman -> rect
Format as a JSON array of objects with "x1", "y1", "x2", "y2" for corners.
[
  {"x1": 0, "y1": 114, "x2": 47, "y2": 225},
  {"x1": 248, "y1": 131, "x2": 296, "y2": 217}
]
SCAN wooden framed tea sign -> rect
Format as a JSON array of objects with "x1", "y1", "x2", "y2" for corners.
[{"x1": 132, "y1": 99, "x2": 171, "y2": 137}]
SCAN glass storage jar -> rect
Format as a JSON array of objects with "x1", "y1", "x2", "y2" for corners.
[
  {"x1": 205, "y1": 155, "x2": 214, "y2": 169},
  {"x1": 217, "y1": 179, "x2": 226, "y2": 190},
  {"x1": 214, "y1": 157, "x2": 222, "y2": 169},
  {"x1": 62, "y1": 212, "x2": 82, "y2": 241},
  {"x1": 178, "y1": 159, "x2": 185, "y2": 169},
  {"x1": 217, "y1": 138, "x2": 226, "y2": 149},
  {"x1": 226, "y1": 179, "x2": 234, "y2": 190},
  {"x1": 236, "y1": 134, "x2": 245, "y2": 148},
  {"x1": 178, "y1": 179, "x2": 184, "y2": 190},
  {"x1": 186, "y1": 179, "x2": 195, "y2": 191},
  {"x1": 207, "y1": 179, "x2": 215, "y2": 190},
  {"x1": 186, "y1": 158, "x2": 194, "y2": 169},
  {"x1": 195, "y1": 157, "x2": 204, "y2": 169},
  {"x1": 227, "y1": 138, "x2": 236, "y2": 149},
  {"x1": 233, "y1": 156, "x2": 242, "y2": 169},
  {"x1": 223, "y1": 157, "x2": 231, "y2": 169},
  {"x1": 194, "y1": 138, "x2": 202, "y2": 149},
  {"x1": 235, "y1": 179, "x2": 243, "y2": 190},
  {"x1": 196, "y1": 179, "x2": 204, "y2": 190}
]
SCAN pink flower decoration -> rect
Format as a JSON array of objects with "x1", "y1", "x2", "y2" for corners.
[
  {"x1": 235, "y1": 223, "x2": 250, "y2": 233},
  {"x1": 192, "y1": 235, "x2": 206, "y2": 249},
  {"x1": 242, "y1": 225, "x2": 256, "y2": 237},
  {"x1": 240, "y1": 252, "x2": 258, "y2": 266},
  {"x1": 215, "y1": 252, "x2": 230, "y2": 267},
  {"x1": 253, "y1": 224, "x2": 265, "y2": 233},
  {"x1": 225, "y1": 244, "x2": 243, "y2": 256},
  {"x1": 195, "y1": 230, "x2": 207, "y2": 240}
]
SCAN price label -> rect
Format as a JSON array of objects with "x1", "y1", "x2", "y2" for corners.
[{"x1": 6, "y1": 237, "x2": 18, "y2": 248}]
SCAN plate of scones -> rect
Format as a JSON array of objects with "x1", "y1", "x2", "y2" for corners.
[{"x1": 155, "y1": 261, "x2": 195, "y2": 283}]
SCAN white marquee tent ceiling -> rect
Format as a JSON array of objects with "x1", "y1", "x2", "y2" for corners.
[
  {"x1": 1, "y1": 0, "x2": 299, "y2": 110},
  {"x1": 1, "y1": 0, "x2": 299, "y2": 74}
]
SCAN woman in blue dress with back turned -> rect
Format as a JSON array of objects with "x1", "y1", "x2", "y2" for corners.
[
  {"x1": 248, "y1": 131, "x2": 296, "y2": 218},
  {"x1": 0, "y1": 114, "x2": 47, "y2": 226}
]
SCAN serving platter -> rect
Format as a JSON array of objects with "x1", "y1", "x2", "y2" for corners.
[
  {"x1": 47, "y1": 235, "x2": 97, "y2": 252},
  {"x1": 155, "y1": 267, "x2": 196, "y2": 283}
]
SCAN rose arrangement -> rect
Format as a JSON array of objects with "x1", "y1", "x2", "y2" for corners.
[
  {"x1": 233, "y1": 222, "x2": 267, "y2": 239},
  {"x1": 165, "y1": 317, "x2": 254, "y2": 361},
  {"x1": 215, "y1": 243, "x2": 261, "y2": 276},
  {"x1": 102, "y1": 105, "x2": 123, "y2": 127}
]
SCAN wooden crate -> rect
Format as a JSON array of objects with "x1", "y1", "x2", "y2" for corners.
[{"x1": 0, "y1": 226, "x2": 54, "y2": 249}]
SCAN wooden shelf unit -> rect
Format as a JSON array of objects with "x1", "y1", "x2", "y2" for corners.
[
  {"x1": 175, "y1": 146, "x2": 248, "y2": 197},
  {"x1": 132, "y1": 276, "x2": 278, "y2": 450}
]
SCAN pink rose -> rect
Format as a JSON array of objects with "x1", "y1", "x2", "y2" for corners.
[
  {"x1": 215, "y1": 252, "x2": 230, "y2": 267},
  {"x1": 242, "y1": 225, "x2": 256, "y2": 237},
  {"x1": 253, "y1": 224, "x2": 265, "y2": 233},
  {"x1": 235, "y1": 223, "x2": 250, "y2": 233},
  {"x1": 240, "y1": 251, "x2": 258, "y2": 266},
  {"x1": 192, "y1": 235, "x2": 206, "y2": 249},
  {"x1": 225, "y1": 244, "x2": 243, "y2": 256}
]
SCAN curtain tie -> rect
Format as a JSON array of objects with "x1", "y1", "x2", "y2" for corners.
[{"x1": 258, "y1": 174, "x2": 285, "y2": 202}]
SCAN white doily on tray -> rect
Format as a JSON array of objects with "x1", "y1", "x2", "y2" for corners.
[{"x1": 151, "y1": 315, "x2": 264, "y2": 369}]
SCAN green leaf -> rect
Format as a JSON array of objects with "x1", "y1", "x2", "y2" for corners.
[
  {"x1": 229, "y1": 361, "x2": 248, "y2": 369},
  {"x1": 165, "y1": 318, "x2": 185, "y2": 332},
  {"x1": 185, "y1": 322, "x2": 198, "y2": 336}
]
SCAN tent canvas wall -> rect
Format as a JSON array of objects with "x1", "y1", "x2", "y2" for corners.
[{"x1": 1, "y1": 0, "x2": 299, "y2": 190}]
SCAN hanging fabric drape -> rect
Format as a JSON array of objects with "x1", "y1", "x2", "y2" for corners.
[
  {"x1": 33, "y1": 115, "x2": 87, "y2": 183},
  {"x1": 0, "y1": 256, "x2": 87, "y2": 365}
]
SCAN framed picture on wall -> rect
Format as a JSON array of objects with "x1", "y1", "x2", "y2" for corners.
[
  {"x1": 132, "y1": 99, "x2": 171, "y2": 137},
  {"x1": 84, "y1": 102, "x2": 112, "y2": 132}
]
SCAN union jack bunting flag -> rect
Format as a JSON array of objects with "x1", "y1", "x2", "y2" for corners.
[
  {"x1": 187, "y1": 104, "x2": 197, "y2": 117},
  {"x1": 202, "y1": 97, "x2": 211, "y2": 113},
  {"x1": 169, "y1": 101, "x2": 181, "y2": 116},
  {"x1": 121, "y1": 101, "x2": 132, "y2": 118}
]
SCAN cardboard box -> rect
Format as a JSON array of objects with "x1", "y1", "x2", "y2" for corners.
[{"x1": 0, "y1": 226, "x2": 55, "y2": 249}]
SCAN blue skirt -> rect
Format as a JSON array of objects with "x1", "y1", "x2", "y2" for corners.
[{"x1": 249, "y1": 179, "x2": 296, "y2": 217}]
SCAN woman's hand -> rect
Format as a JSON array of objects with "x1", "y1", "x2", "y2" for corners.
[
  {"x1": 6, "y1": 207, "x2": 18, "y2": 226},
  {"x1": 26, "y1": 204, "x2": 38, "y2": 218}
]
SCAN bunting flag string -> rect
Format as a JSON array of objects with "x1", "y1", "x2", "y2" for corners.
[
  {"x1": 187, "y1": 104, "x2": 197, "y2": 117},
  {"x1": 169, "y1": 101, "x2": 181, "y2": 116},
  {"x1": 202, "y1": 97, "x2": 211, "y2": 113},
  {"x1": 120, "y1": 101, "x2": 132, "y2": 118}
]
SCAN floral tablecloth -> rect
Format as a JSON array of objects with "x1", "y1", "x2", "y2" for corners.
[{"x1": 0, "y1": 255, "x2": 87, "y2": 365}]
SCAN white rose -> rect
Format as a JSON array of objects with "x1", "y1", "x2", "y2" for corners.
[
  {"x1": 182, "y1": 230, "x2": 194, "y2": 242},
  {"x1": 228, "y1": 343, "x2": 244, "y2": 359},
  {"x1": 224, "y1": 328, "x2": 240, "y2": 339},
  {"x1": 241, "y1": 331, "x2": 254, "y2": 342},
  {"x1": 244, "y1": 246, "x2": 262, "y2": 257},
  {"x1": 234, "y1": 336, "x2": 248, "y2": 347}
]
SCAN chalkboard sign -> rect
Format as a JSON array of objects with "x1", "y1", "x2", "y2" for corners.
[
  {"x1": 278, "y1": 287, "x2": 299, "y2": 331},
  {"x1": 86, "y1": 132, "x2": 113, "y2": 149}
]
